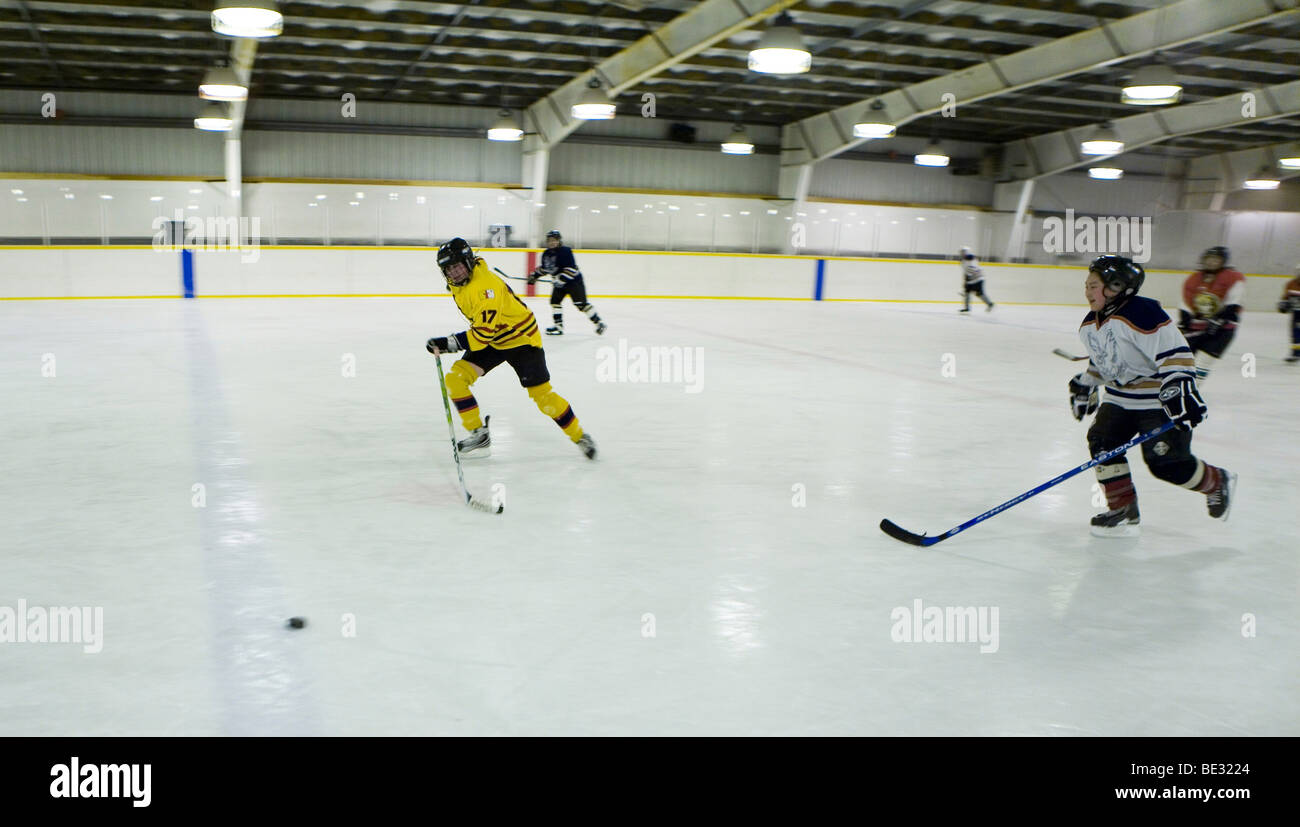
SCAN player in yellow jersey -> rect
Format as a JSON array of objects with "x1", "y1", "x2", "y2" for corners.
[{"x1": 426, "y1": 237, "x2": 597, "y2": 460}]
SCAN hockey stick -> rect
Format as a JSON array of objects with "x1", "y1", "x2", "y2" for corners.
[
  {"x1": 433, "y1": 354, "x2": 503, "y2": 515},
  {"x1": 880, "y1": 419, "x2": 1178, "y2": 546},
  {"x1": 1053, "y1": 348, "x2": 1089, "y2": 362},
  {"x1": 493, "y1": 266, "x2": 554, "y2": 285}
]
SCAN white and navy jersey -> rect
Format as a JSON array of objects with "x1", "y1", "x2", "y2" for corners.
[
  {"x1": 960, "y1": 255, "x2": 984, "y2": 285},
  {"x1": 535, "y1": 246, "x2": 581, "y2": 283},
  {"x1": 1077, "y1": 296, "x2": 1197, "y2": 411}
]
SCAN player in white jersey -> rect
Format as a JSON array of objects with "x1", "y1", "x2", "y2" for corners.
[
  {"x1": 1067, "y1": 255, "x2": 1235, "y2": 537},
  {"x1": 958, "y1": 246, "x2": 993, "y2": 312}
]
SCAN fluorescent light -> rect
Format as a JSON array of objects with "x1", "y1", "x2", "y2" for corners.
[
  {"x1": 853, "y1": 101, "x2": 895, "y2": 139},
  {"x1": 211, "y1": 1, "x2": 283, "y2": 38},
  {"x1": 10, "y1": 189, "x2": 21, "y2": 194},
  {"x1": 1244, "y1": 168, "x2": 1280, "y2": 190},
  {"x1": 915, "y1": 143, "x2": 949, "y2": 167},
  {"x1": 571, "y1": 79, "x2": 615, "y2": 120},
  {"x1": 487, "y1": 109, "x2": 524, "y2": 141},
  {"x1": 199, "y1": 67, "x2": 247, "y2": 101},
  {"x1": 1121, "y1": 64, "x2": 1182, "y2": 105},
  {"x1": 16, "y1": 197, "x2": 27, "y2": 202},
  {"x1": 748, "y1": 12, "x2": 810, "y2": 74},
  {"x1": 721, "y1": 124, "x2": 754, "y2": 155},
  {"x1": 99, "y1": 194, "x2": 113, "y2": 200},
  {"x1": 1081, "y1": 124, "x2": 1124, "y2": 155},
  {"x1": 194, "y1": 104, "x2": 232, "y2": 131},
  {"x1": 1088, "y1": 167, "x2": 1124, "y2": 180},
  {"x1": 315, "y1": 194, "x2": 326, "y2": 200},
  {"x1": 1278, "y1": 154, "x2": 1300, "y2": 170},
  {"x1": 150, "y1": 196, "x2": 164, "y2": 201}
]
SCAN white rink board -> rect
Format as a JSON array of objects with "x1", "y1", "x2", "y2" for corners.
[{"x1": 0, "y1": 246, "x2": 1291, "y2": 309}]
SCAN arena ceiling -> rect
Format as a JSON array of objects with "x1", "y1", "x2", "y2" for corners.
[{"x1": 1, "y1": 0, "x2": 1297, "y2": 161}]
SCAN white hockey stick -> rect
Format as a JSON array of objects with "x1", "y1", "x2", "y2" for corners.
[
  {"x1": 1052, "y1": 348, "x2": 1089, "y2": 362},
  {"x1": 433, "y1": 354, "x2": 503, "y2": 515}
]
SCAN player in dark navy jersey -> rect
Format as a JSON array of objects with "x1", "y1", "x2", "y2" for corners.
[{"x1": 527, "y1": 230, "x2": 607, "y2": 336}]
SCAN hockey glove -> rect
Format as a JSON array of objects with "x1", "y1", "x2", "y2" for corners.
[
  {"x1": 1068, "y1": 374, "x2": 1099, "y2": 421},
  {"x1": 1280, "y1": 300, "x2": 1290, "y2": 313},
  {"x1": 426, "y1": 334, "x2": 464, "y2": 355},
  {"x1": 1159, "y1": 375, "x2": 1207, "y2": 429},
  {"x1": 526, "y1": 271, "x2": 540, "y2": 286},
  {"x1": 1177, "y1": 309, "x2": 1192, "y2": 333},
  {"x1": 1204, "y1": 316, "x2": 1226, "y2": 335}
]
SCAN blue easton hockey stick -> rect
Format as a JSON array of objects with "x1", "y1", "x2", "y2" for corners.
[{"x1": 880, "y1": 420, "x2": 1179, "y2": 546}]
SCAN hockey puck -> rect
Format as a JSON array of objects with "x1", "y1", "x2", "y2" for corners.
[{"x1": 287, "y1": 617, "x2": 306, "y2": 629}]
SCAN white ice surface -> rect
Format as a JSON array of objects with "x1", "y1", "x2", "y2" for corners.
[{"x1": 1, "y1": 296, "x2": 1295, "y2": 736}]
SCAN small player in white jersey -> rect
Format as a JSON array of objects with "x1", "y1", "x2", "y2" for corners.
[
  {"x1": 1068, "y1": 255, "x2": 1235, "y2": 537},
  {"x1": 958, "y1": 246, "x2": 994, "y2": 312}
]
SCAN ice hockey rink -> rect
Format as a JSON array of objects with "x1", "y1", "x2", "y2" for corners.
[
  {"x1": 2, "y1": 294, "x2": 1295, "y2": 737},
  {"x1": 3, "y1": 0, "x2": 1300, "y2": 744}
]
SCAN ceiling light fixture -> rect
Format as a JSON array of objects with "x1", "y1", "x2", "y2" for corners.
[
  {"x1": 914, "y1": 142, "x2": 949, "y2": 167},
  {"x1": 193, "y1": 103, "x2": 233, "y2": 131},
  {"x1": 1121, "y1": 63, "x2": 1182, "y2": 105},
  {"x1": 487, "y1": 109, "x2": 524, "y2": 141},
  {"x1": 748, "y1": 12, "x2": 810, "y2": 75},
  {"x1": 721, "y1": 124, "x2": 754, "y2": 155},
  {"x1": 571, "y1": 77, "x2": 615, "y2": 120},
  {"x1": 198, "y1": 66, "x2": 247, "y2": 101},
  {"x1": 1088, "y1": 167, "x2": 1124, "y2": 180},
  {"x1": 1081, "y1": 123, "x2": 1124, "y2": 155},
  {"x1": 1243, "y1": 167, "x2": 1280, "y2": 190},
  {"x1": 211, "y1": 1, "x2": 283, "y2": 39},
  {"x1": 853, "y1": 100, "x2": 895, "y2": 139}
]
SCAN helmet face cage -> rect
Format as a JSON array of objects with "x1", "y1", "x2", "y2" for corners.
[
  {"x1": 545, "y1": 230, "x2": 561, "y2": 246},
  {"x1": 1200, "y1": 246, "x2": 1228, "y2": 270},
  {"x1": 1089, "y1": 255, "x2": 1144, "y2": 305},
  {"x1": 437, "y1": 238, "x2": 475, "y2": 285}
]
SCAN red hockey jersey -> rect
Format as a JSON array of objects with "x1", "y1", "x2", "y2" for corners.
[{"x1": 1182, "y1": 268, "x2": 1245, "y2": 320}]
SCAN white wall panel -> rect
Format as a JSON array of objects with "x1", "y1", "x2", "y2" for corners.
[
  {"x1": 2, "y1": 248, "x2": 1289, "y2": 311},
  {"x1": 549, "y1": 143, "x2": 777, "y2": 195},
  {"x1": 0, "y1": 125, "x2": 224, "y2": 177}
]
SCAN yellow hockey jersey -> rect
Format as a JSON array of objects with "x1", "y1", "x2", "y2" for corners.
[{"x1": 450, "y1": 258, "x2": 542, "y2": 350}]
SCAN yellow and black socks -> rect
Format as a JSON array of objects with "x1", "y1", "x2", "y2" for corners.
[
  {"x1": 445, "y1": 360, "x2": 484, "y2": 431},
  {"x1": 526, "y1": 382, "x2": 583, "y2": 442}
]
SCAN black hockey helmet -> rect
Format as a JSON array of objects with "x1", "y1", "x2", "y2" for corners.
[
  {"x1": 437, "y1": 237, "x2": 475, "y2": 286},
  {"x1": 1200, "y1": 245, "x2": 1229, "y2": 270},
  {"x1": 545, "y1": 229, "x2": 562, "y2": 244},
  {"x1": 1089, "y1": 255, "x2": 1145, "y2": 310}
]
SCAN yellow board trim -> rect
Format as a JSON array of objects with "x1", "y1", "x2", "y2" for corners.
[
  {"x1": 0, "y1": 293, "x2": 1089, "y2": 305},
  {"x1": 0, "y1": 245, "x2": 1293, "y2": 278}
]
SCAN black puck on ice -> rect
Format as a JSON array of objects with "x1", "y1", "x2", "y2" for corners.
[{"x1": 287, "y1": 617, "x2": 306, "y2": 629}]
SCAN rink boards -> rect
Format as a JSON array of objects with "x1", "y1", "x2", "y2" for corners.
[{"x1": 0, "y1": 245, "x2": 1291, "y2": 310}]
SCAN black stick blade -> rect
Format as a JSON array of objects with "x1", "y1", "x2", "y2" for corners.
[{"x1": 879, "y1": 518, "x2": 931, "y2": 546}]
